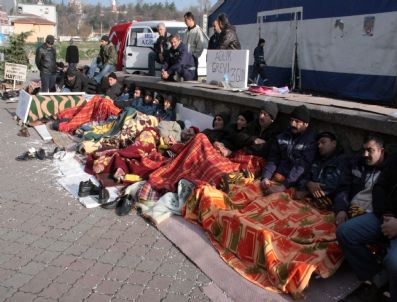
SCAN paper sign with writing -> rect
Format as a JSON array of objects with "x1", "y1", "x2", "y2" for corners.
[
  {"x1": 137, "y1": 33, "x2": 159, "y2": 47},
  {"x1": 207, "y1": 49, "x2": 249, "y2": 89},
  {"x1": 4, "y1": 62, "x2": 28, "y2": 82}
]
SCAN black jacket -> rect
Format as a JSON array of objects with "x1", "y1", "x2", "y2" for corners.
[
  {"x1": 153, "y1": 33, "x2": 170, "y2": 63},
  {"x1": 106, "y1": 82, "x2": 123, "y2": 101},
  {"x1": 228, "y1": 120, "x2": 279, "y2": 156},
  {"x1": 208, "y1": 32, "x2": 220, "y2": 50},
  {"x1": 219, "y1": 26, "x2": 241, "y2": 50},
  {"x1": 65, "y1": 45, "x2": 79, "y2": 64},
  {"x1": 63, "y1": 72, "x2": 88, "y2": 92},
  {"x1": 372, "y1": 152, "x2": 397, "y2": 217},
  {"x1": 35, "y1": 43, "x2": 57, "y2": 74}
]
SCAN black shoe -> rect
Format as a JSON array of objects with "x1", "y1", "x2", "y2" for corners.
[
  {"x1": 97, "y1": 187, "x2": 109, "y2": 204},
  {"x1": 115, "y1": 195, "x2": 134, "y2": 216},
  {"x1": 101, "y1": 197, "x2": 122, "y2": 209},
  {"x1": 78, "y1": 180, "x2": 100, "y2": 197},
  {"x1": 340, "y1": 282, "x2": 382, "y2": 302}
]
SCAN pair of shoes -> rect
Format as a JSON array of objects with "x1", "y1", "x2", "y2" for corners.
[
  {"x1": 78, "y1": 180, "x2": 100, "y2": 197},
  {"x1": 15, "y1": 147, "x2": 49, "y2": 161},
  {"x1": 115, "y1": 195, "x2": 135, "y2": 216},
  {"x1": 339, "y1": 282, "x2": 382, "y2": 302},
  {"x1": 101, "y1": 196, "x2": 122, "y2": 209}
]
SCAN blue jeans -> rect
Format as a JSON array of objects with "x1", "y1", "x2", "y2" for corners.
[
  {"x1": 40, "y1": 72, "x2": 57, "y2": 92},
  {"x1": 88, "y1": 58, "x2": 115, "y2": 83},
  {"x1": 336, "y1": 213, "x2": 397, "y2": 300}
]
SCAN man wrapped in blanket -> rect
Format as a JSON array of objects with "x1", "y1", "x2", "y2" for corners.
[
  {"x1": 261, "y1": 105, "x2": 317, "y2": 194},
  {"x1": 293, "y1": 131, "x2": 349, "y2": 224}
]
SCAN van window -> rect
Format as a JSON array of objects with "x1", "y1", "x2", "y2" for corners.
[
  {"x1": 151, "y1": 26, "x2": 186, "y2": 41},
  {"x1": 128, "y1": 27, "x2": 153, "y2": 46}
]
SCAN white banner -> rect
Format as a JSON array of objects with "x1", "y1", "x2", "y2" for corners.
[
  {"x1": 16, "y1": 89, "x2": 32, "y2": 124},
  {"x1": 4, "y1": 62, "x2": 27, "y2": 82},
  {"x1": 207, "y1": 49, "x2": 249, "y2": 89},
  {"x1": 136, "y1": 33, "x2": 159, "y2": 47}
]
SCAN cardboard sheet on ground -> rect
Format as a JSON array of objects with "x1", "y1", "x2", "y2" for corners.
[
  {"x1": 158, "y1": 216, "x2": 359, "y2": 302},
  {"x1": 34, "y1": 124, "x2": 52, "y2": 141},
  {"x1": 55, "y1": 156, "x2": 119, "y2": 208},
  {"x1": 176, "y1": 103, "x2": 213, "y2": 131}
]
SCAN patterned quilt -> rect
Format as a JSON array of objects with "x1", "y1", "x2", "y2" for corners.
[
  {"x1": 28, "y1": 94, "x2": 86, "y2": 123},
  {"x1": 183, "y1": 180, "x2": 343, "y2": 299}
]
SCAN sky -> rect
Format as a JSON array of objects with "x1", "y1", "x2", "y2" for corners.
[{"x1": 0, "y1": 0, "x2": 217, "y2": 12}]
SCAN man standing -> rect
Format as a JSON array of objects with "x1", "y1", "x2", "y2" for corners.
[
  {"x1": 183, "y1": 12, "x2": 205, "y2": 79},
  {"x1": 208, "y1": 20, "x2": 221, "y2": 50},
  {"x1": 250, "y1": 38, "x2": 267, "y2": 85},
  {"x1": 88, "y1": 35, "x2": 117, "y2": 83},
  {"x1": 148, "y1": 23, "x2": 170, "y2": 76},
  {"x1": 336, "y1": 136, "x2": 395, "y2": 302},
  {"x1": 261, "y1": 105, "x2": 317, "y2": 193},
  {"x1": 161, "y1": 34, "x2": 195, "y2": 82},
  {"x1": 35, "y1": 35, "x2": 57, "y2": 92},
  {"x1": 65, "y1": 38, "x2": 79, "y2": 70}
]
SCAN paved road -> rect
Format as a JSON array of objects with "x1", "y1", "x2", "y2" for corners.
[{"x1": 0, "y1": 101, "x2": 212, "y2": 301}]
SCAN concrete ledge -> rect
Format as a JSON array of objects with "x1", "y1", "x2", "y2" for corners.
[{"x1": 121, "y1": 74, "x2": 397, "y2": 151}]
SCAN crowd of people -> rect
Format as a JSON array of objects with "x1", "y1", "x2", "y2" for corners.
[{"x1": 31, "y1": 13, "x2": 397, "y2": 302}]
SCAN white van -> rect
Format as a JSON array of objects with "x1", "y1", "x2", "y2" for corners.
[{"x1": 122, "y1": 20, "x2": 208, "y2": 77}]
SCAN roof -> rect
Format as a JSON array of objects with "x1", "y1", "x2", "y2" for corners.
[
  {"x1": 133, "y1": 20, "x2": 186, "y2": 28},
  {"x1": 12, "y1": 16, "x2": 55, "y2": 25}
]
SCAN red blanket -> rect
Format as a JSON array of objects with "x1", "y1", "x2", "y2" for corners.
[
  {"x1": 148, "y1": 133, "x2": 240, "y2": 192},
  {"x1": 58, "y1": 96, "x2": 121, "y2": 133}
]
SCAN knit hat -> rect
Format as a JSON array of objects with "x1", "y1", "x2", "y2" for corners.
[
  {"x1": 108, "y1": 72, "x2": 117, "y2": 80},
  {"x1": 190, "y1": 126, "x2": 200, "y2": 134},
  {"x1": 238, "y1": 110, "x2": 254, "y2": 124},
  {"x1": 317, "y1": 131, "x2": 337, "y2": 141},
  {"x1": 291, "y1": 105, "x2": 310, "y2": 123},
  {"x1": 261, "y1": 102, "x2": 278, "y2": 120},
  {"x1": 213, "y1": 112, "x2": 231, "y2": 128},
  {"x1": 45, "y1": 35, "x2": 55, "y2": 45},
  {"x1": 66, "y1": 68, "x2": 77, "y2": 77},
  {"x1": 101, "y1": 35, "x2": 109, "y2": 42}
]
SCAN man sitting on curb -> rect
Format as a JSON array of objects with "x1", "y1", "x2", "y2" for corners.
[
  {"x1": 336, "y1": 135, "x2": 394, "y2": 302},
  {"x1": 161, "y1": 34, "x2": 195, "y2": 82},
  {"x1": 261, "y1": 105, "x2": 317, "y2": 194},
  {"x1": 148, "y1": 22, "x2": 170, "y2": 76},
  {"x1": 63, "y1": 68, "x2": 88, "y2": 93},
  {"x1": 294, "y1": 131, "x2": 349, "y2": 224},
  {"x1": 88, "y1": 35, "x2": 117, "y2": 83}
]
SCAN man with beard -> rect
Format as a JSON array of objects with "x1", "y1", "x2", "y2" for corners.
[
  {"x1": 261, "y1": 105, "x2": 316, "y2": 194},
  {"x1": 336, "y1": 135, "x2": 394, "y2": 302}
]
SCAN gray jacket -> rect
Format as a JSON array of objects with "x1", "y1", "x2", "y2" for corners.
[{"x1": 182, "y1": 25, "x2": 205, "y2": 58}]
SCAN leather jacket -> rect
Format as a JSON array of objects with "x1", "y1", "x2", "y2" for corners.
[
  {"x1": 219, "y1": 26, "x2": 241, "y2": 50},
  {"x1": 35, "y1": 43, "x2": 57, "y2": 74}
]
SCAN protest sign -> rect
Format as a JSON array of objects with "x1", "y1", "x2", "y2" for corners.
[
  {"x1": 4, "y1": 62, "x2": 28, "y2": 89},
  {"x1": 207, "y1": 49, "x2": 249, "y2": 89},
  {"x1": 137, "y1": 33, "x2": 159, "y2": 47}
]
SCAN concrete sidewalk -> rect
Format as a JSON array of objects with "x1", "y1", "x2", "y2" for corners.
[{"x1": 0, "y1": 101, "x2": 212, "y2": 301}]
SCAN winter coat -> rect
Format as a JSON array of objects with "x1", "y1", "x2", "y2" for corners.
[
  {"x1": 208, "y1": 32, "x2": 220, "y2": 50},
  {"x1": 228, "y1": 120, "x2": 280, "y2": 156},
  {"x1": 153, "y1": 33, "x2": 171, "y2": 63},
  {"x1": 261, "y1": 128, "x2": 317, "y2": 188},
  {"x1": 106, "y1": 82, "x2": 123, "y2": 101},
  {"x1": 35, "y1": 43, "x2": 57, "y2": 74},
  {"x1": 132, "y1": 99, "x2": 158, "y2": 116},
  {"x1": 299, "y1": 150, "x2": 350, "y2": 213},
  {"x1": 182, "y1": 25, "x2": 205, "y2": 58},
  {"x1": 253, "y1": 45, "x2": 266, "y2": 65},
  {"x1": 162, "y1": 42, "x2": 195, "y2": 78},
  {"x1": 156, "y1": 108, "x2": 176, "y2": 121},
  {"x1": 219, "y1": 25, "x2": 241, "y2": 50},
  {"x1": 65, "y1": 45, "x2": 79, "y2": 64},
  {"x1": 99, "y1": 43, "x2": 117, "y2": 66},
  {"x1": 372, "y1": 152, "x2": 397, "y2": 217},
  {"x1": 63, "y1": 72, "x2": 88, "y2": 92}
]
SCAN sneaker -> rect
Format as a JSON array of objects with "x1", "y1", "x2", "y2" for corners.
[{"x1": 340, "y1": 282, "x2": 382, "y2": 302}]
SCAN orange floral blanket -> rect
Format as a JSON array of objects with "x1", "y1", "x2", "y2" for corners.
[{"x1": 183, "y1": 179, "x2": 343, "y2": 299}]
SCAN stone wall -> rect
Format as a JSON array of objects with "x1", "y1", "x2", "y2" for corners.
[{"x1": 123, "y1": 75, "x2": 397, "y2": 153}]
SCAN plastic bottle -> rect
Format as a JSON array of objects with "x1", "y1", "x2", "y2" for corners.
[{"x1": 223, "y1": 72, "x2": 229, "y2": 88}]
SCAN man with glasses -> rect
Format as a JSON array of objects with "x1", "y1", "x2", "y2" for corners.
[
  {"x1": 148, "y1": 23, "x2": 170, "y2": 76},
  {"x1": 260, "y1": 105, "x2": 317, "y2": 194},
  {"x1": 35, "y1": 35, "x2": 57, "y2": 92}
]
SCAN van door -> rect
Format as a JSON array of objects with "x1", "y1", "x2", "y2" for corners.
[{"x1": 124, "y1": 26, "x2": 154, "y2": 74}]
